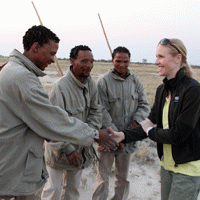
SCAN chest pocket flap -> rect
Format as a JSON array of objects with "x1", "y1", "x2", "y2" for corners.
[
  {"x1": 66, "y1": 106, "x2": 85, "y2": 116},
  {"x1": 131, "y1": 92, "x2": 138, "y2": 100}
]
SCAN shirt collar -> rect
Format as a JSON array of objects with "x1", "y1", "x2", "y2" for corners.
[
  {"x1": 163, "y1": 68, "x2": 185, "y2": 92},
  {"x1": 9, "y1": 49, "x2": 46, "y2": 77},
  {"x1": 112, "y1": 68, "x2": 131, "y2": 79}
]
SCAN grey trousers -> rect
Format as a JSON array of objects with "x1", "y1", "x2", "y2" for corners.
[
  {"x1": 92, "y1": 152, "x2": 131, "y2": 200},
  {"x1": 41, "y1": 165, "x2": 82, "y2": 200},
  {"x1": 161, "y1": 166, "x2": 200, "y2": 200}
]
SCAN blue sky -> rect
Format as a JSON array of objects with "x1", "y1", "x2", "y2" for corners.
[{"x1": 1, "y1": 0, "x2": 200, "y2": 65}]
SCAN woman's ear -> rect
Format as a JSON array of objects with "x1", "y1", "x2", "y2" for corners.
[{"x1": 177, "y1": 53, "x2": 182, "y2": 64}]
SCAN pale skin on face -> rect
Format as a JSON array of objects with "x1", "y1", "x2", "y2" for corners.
[
  {"x1": 140, "y1": 44, "x2": 183, "y2": 133},
  {"x1": 155, "y1": 44, "x2": 182, "y2": 80},
  {"x1": 23, "y1": 40, "x2": 59, "y2": 71},
  {"x1": 70, "y1": 50, "x2": 94, "y2": 83}
]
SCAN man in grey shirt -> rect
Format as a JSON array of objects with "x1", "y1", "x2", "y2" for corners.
[
  {"x1": 93, "y1": 46, "x2": 150, "y2": 200},
  {"x1": 42, "y1": 45, "x2": 102, "y2": 200},
  {"x1": 0, "y1": 25, "x2": 117, "y2": 200}
]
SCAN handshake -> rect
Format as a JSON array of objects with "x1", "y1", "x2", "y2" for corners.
[
  {"x1": 94, "y1": 127, "x2": 125, "y2": 152},
  {"x1": 64, "y1": 119, "x2": 156, "y2": 167},
  {"x1": 62, "y1": 127, "x2": 125, "y2": 168},
  {"x1": 95, "y1": 118, "x2": 157, "y2": 151}
]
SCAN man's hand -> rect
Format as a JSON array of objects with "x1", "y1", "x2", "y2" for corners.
[
  {"x1": 95, "y1": 129, "x2": 119, "y2": 151},
  {"x1": 127, "y1": 120, "x2": 138, "y2": 129},
  {"x1": 61, "y1": 150, "x2": 81, "y2": 168}
]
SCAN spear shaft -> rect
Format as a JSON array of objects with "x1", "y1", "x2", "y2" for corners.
[
  {"x1": 31, "y1": 1, "x2": 64, "y2": 77},
  {"x1": 98, "y1": 13, "x2": 112, "y2": 57},
  {"x1": 31, "y1": 2, "x2": 43, "y2": 26}
]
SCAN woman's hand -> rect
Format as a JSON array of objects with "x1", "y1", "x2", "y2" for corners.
[{"x1": 140, "y1": 118, "x2": 157, "y2": 134}]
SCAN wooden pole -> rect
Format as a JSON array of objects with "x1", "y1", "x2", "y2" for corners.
[
  {"x1": 98, "y1": 13, "x2": 112, "y2": 57},
  {"x1": 31, "y1": 1, "x2": 64, "y2": 77},
  {"x1": 31, "y1": 2, "x2": 43, "y2": 26}
]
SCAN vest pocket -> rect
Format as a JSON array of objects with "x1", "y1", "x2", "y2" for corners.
[
  {"x1": 131, "y1": 92, "x2": 138, "y2": 100},
  {"x1": 22, "y1": 148, "x2": 44, "y2": 183},
  {"x1": 65, "y1": 107, "x2": 84, "y2": 118}
]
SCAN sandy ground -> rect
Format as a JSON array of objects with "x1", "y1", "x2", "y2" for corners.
[{"x1": 78, "y1": 139, "x2": 161, "y2": 200}]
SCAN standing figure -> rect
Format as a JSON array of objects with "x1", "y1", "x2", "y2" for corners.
[
  {"x1": 93, "y1": 46, "x2": 150, "y2": 200},
  {"x1": 41, "y1": 45, "x2": 102, "y2": 200},
  {"x1": 111, "y1": 39, "x2": 200, "y2": 200},
  {"x1": 0, "y1": 25, "x2": 117, "y2": 200}
]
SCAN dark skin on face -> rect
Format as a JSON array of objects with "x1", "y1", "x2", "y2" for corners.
[
  {"x1": 23, "y1": 40, "x2": 59, "y2": 71},
  {"x1": 112, "y1": 52, "x2": 130, "y2": 78},
  {"x1": 70, "y1": 50, "x2": 94, "y2": 83}
]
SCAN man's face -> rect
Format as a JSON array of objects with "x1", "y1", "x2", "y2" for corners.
[
  {"x1": 35, "y1": 40, "x2": 59, "y2": 71},
  {"x1": 71, "y1": 50, "x2": 94, "y2": 82},
  {"x1": 112, "y1": 52, "x2": 130, "y2": 78}
]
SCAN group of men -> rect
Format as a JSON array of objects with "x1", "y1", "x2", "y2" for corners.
[{"x1": 0, "y1": 25, "x2": 149, "y2": 200}]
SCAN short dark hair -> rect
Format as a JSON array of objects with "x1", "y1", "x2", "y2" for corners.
[
  {"x1": 23, "y1": 25, "x2": 60, "y2": 51},
  {"x1": 70, "y1": 45, "x2": 91, "y2": 59},
  {"x1": 112, "y1": 46, "x2": 131, "y2": 59}
]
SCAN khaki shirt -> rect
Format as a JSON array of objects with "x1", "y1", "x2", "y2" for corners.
[
  {"x1": 0, "y1": 50, "x2": 98, "y2": 196},
  {"x1": 97, "y1": 69, "x2": 150, "y2": 153},
  {"x1": 45, "y1": 66, "x2": 102, "y2": 170}
]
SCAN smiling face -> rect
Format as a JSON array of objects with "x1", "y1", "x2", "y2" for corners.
[
  {"x1": 71, "y1": 50, "x2": 94, "y2": 82},
  {"x1": 155, "y1": 44, "x2": 182, "y2": 80},
  {"x1": 34, "y1": 40, "x2": 59, "y2": 71},
  {"x1": 112, "y1": 52, "x2": 130, "y2": 78}
]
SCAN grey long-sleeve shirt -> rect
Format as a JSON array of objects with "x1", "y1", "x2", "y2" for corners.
[
  {"x1": 0, "y1": 49, "x2": 98, "y2": 196},
  {"x1": 97, "y1": 69, "x2": 150, "y2": 153},
  {"x1": 45, "y1": 66, "x2": 102, "y2": 170}
]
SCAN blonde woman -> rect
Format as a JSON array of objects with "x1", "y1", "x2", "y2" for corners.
[{"x1": 111, "y1": 38, "x2": 200, "y2": 200}]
